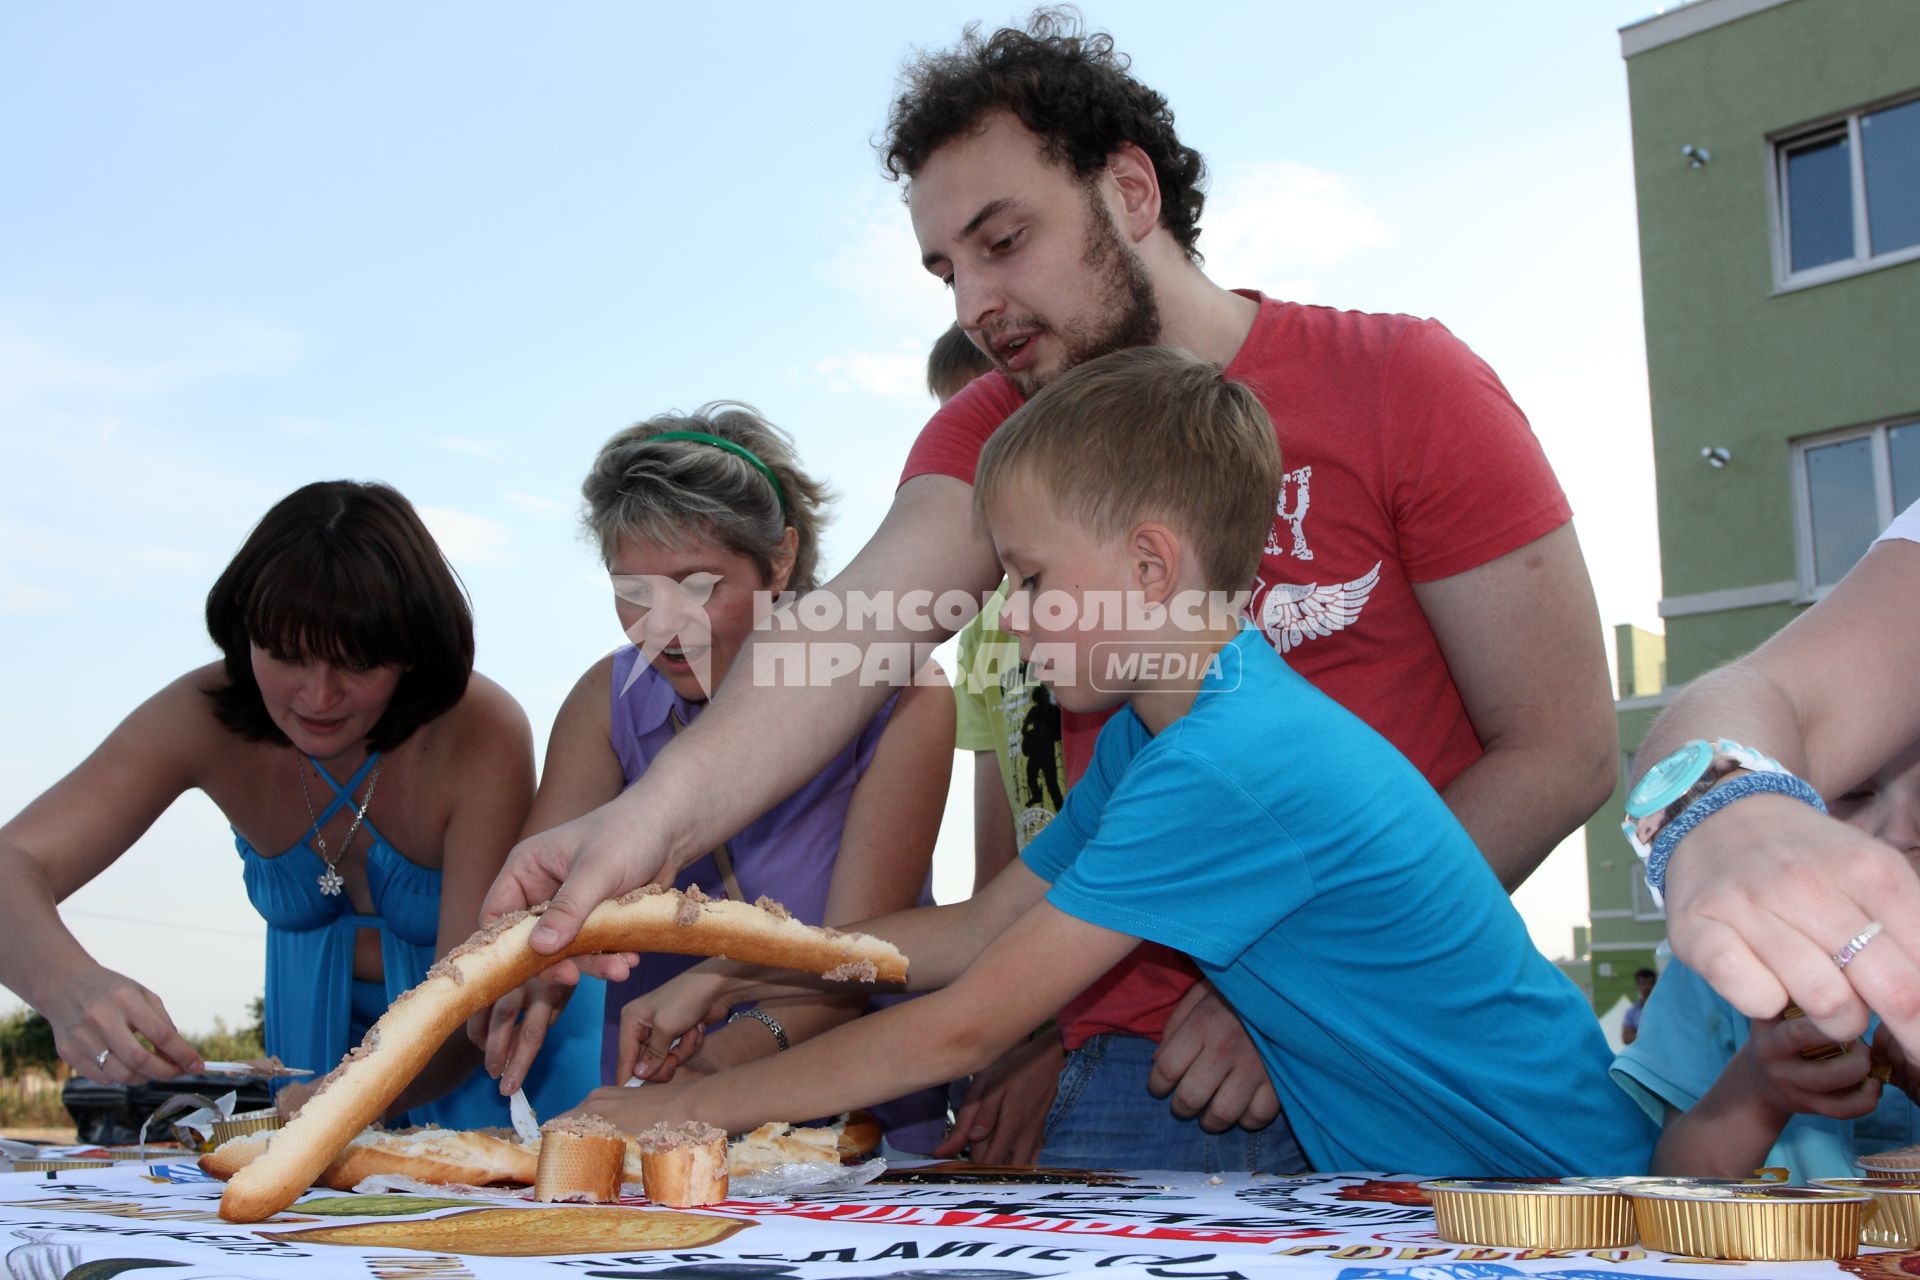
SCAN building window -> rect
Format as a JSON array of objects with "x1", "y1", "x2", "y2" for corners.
[
  {"x1": 1792, "y1": 419, "x2": 1920, "y2": 593},
  {"x1": 1774, "y1": 92, "x2": 1920, "y2": 287}
]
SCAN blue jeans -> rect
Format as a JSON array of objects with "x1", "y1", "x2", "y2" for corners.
[{"x1": 1038, "y1": 1033, "x2": 1309, "y2": 1173}]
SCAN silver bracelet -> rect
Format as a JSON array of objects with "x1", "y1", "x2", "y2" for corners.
[{"x1": 727, "y1": 1007, "x2": 789, "y2": 1051}]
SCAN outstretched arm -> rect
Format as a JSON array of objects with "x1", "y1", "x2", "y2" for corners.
[
  {"x1": 580, "y1": 898, "x2": 1138, "y2": 1136},
  {"x1": 625, "y1": 673, "x2": 955, "y2": 1085},
  {"x1": 1652, "y1": 1012, "x2": 1877, "y2": 1178},
  {"x1": 0, "y1": 675, "x2": 212, "y2": 1083},
  {"x1": 1633, "y1": 538, "x2": 1920, "y2": 1046},
  {"x1": 619, "y1": 857, "x2": 1054, "y2": 1079},
  {"x1": 483, "y1": 475, "x2": 999, "y2": 954}
]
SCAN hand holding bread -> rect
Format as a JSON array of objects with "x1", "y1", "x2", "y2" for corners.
[{"x1": 218, "y1": 885, "x2": 903, "y2": 1222}]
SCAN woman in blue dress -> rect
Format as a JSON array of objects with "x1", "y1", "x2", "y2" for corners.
[{"x1": 0, "y1": 480, "x2": 599, "y2": 1126}]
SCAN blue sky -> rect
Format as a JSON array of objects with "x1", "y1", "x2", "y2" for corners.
[{"x1": 1, "y1": 1, "x2": 1664, "y2": 1033}]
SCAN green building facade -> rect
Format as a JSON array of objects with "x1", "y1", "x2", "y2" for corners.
[{"x1": 1585, "y1": 0, "x2": 1920, "y2": 1011}]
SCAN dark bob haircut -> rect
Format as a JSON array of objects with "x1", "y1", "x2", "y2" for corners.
[
  {"x1": 204, "y1": 480, "x2": 474, "y2": 753},
  {"x1": 882, "y1": 6, "x2": 1209, "y2": 263}
]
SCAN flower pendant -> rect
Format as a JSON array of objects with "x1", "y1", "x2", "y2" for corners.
[{"x1": 317, "y1": 866, "x2": 345, "y2": 896}]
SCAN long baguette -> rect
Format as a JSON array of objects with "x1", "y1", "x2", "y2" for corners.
[{"x1": 219, "y1": 885, "x2": 904, "y2": 1222}]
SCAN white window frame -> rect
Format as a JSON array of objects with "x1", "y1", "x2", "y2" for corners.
[
  {"x1": 1770, "y1": 89, "x2": 1920, "y2": 292},
  {"x1": 1791, "y1": 418, "x2": 1920, "y2": 599}
]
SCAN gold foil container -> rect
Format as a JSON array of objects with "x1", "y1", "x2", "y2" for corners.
[
  {"x1": 1814, "y1": 1176, "x2": 1920, "y2": 1247},
  {"x1": 210, "y1": 1107, "x2": 284, "y2": 1146},
  {"x1": 13, "y1": 1159, "x2": 113, "y2": 1172},
  {"x1": 1625, "y1": 1183, "x2": 1868, "y2": 1260},
  {"x1": 1421, "y1": 1179, "x2": 1635, "y2": 1248},
  {"x1": 1561, "y1": 1174, "x2": 1750, "y2": 1192},
  {"x1": 1857, "y1": 1144, "x2": 1920, "y2": 1180}
]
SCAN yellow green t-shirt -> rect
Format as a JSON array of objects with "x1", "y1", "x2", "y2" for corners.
[{"x1": 952, "y1": 583, "x2": 1066, "y2": 849}]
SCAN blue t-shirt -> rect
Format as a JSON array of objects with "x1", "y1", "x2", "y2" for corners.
[
  {"x1": 1612, "y1": 959, "x2": 1919, "y2": 1180},
  {"x1": 1021, "y1": 629, "x2": 1656, "y2": 1176}
]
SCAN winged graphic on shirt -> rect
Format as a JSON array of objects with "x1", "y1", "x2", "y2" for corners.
[{"x1": 1255, "y1": 561, "x2": 1382, "y2": 654}]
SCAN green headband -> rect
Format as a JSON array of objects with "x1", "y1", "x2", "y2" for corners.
[{"x1": 650, "y1": 430, "x2": 789, "y2": 517}]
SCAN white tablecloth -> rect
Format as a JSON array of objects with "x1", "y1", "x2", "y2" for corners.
[{"x1": 0, "y1": 1161, "x2": 1894, "y2": 1278}]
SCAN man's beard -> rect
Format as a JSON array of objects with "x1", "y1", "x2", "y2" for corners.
[{"x1": 1012, "y1": 187, "x2": 1162, "y2": 394}]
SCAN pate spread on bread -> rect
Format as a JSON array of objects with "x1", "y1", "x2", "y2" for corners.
[{"x1": 635, "y1": 1120, "x2": 729, "y2": 1207}]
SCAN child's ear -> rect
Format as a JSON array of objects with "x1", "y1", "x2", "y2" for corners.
[
  {"x1": 1131, "y1": 523, "x2": 1179, "y2": 605},
  {"x1": 768, "y1": 527, "x2": 800, "y2": 595}
]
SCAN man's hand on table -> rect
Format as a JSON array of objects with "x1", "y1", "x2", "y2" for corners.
[
  {"x1": 930, "y1": 1027, "x2": 1064, "y2": 1164},
  {"x1": 1150, "y1": 980, "x2": 1279, "y2": 1133}
]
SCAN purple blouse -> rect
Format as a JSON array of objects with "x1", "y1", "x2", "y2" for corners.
[{"x1": 602, "y1": 646, "x2": 945, "y2": 1151}]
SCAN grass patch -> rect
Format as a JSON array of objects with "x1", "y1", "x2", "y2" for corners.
[{"x1": 0, "y1": 1068, "x2": 71, "y2": 1128}]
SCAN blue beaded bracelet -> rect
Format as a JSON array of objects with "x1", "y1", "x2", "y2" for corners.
[{"x1": 1646, "y1": 770, "x2": 1828, "y2": 902}]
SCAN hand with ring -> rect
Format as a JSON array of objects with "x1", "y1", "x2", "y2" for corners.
[
  {"x1": 43, "y1": 962, "x2": 203, "y2": 1084},
  {"x1": 1663, "y1": 794, "x2": 1920, "y2": 1047},
  {"x1": 1835, "y1": 922, "x2": 1883, "y2": 970}
]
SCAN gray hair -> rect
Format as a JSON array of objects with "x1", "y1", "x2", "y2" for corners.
[{"x1": 582, "y1": 402, "x2": 832, "y2": 592}]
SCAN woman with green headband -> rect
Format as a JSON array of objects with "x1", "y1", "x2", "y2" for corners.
[{"x1": 475, "y1": 402, "x2": 956, "y2": 1152}]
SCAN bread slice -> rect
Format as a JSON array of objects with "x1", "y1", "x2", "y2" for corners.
[
  {"x1": 636, "y1": 1121, "x2": 729, "y2": 1207},
  {"x1": 533, "y1": 1115, "x2": 625, "y2": 1202}
]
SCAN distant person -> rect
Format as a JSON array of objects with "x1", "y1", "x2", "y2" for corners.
[
  {"x1": 1613, "y1": 738, "x2": 1920, "y2": 1180},
  {"x1": 1621, "y1": 967, "x2": 1658, "y2": 1046},
  {"x1": 487, "y1": 8, "x2": 1616, "y2": 1173},
  {"x1": 0, "y1": 481, "x2": 600, "y2": 1126},
  {"x1": 474, "y1": 405, "x2": 953, "y2": 1153},
  {"x1": 1621, "y1": 504, "x2": 1920, "y2": 1065},
  {"x1": 570, "y1": 347, "x2": 1654, "y2": 1178},
  {"x1": 926, "y1": 321, "x2": 994, "y2": 408}
]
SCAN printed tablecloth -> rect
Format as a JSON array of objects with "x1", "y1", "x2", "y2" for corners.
[{"x1": 0, "y1": 1161, "x2": 1910, "y2": 1279}]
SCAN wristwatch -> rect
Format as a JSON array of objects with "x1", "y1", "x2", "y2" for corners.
[{"x1": 1621, "y1": 737, "x2": 1790, "y2": 861}]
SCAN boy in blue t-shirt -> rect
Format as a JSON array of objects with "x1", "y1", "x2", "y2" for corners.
[{"x1": 582, "y1": 346, "x2": 1655, "y2": 1176}]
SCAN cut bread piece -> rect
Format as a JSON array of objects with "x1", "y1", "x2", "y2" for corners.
[
  {"x1": 533, "y1": 1115, "x2": 625, "y2": 1203},
  {"x1": 637, "y1": 1121, "x2": 729, "y2": 1207}
]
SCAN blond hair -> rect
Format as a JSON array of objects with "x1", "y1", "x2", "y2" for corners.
[
  {"x1": 974, "y1": 346, "x2": 1280, "y2": 591},
  {"x1": 582, "y1": 403, "x2": 832, "y2": 592},
  {"x1": 927, "y1": 322, "x2": 994, "y2": 403}
]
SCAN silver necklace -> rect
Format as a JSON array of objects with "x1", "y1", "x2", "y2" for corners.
[{"x1": 298, "y1": 754, "x2": 384, "y2": 897}]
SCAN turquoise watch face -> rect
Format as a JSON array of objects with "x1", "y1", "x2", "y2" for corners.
[{"x1": 1626, "y1": 739, "x2": 1715, "y2": 819}]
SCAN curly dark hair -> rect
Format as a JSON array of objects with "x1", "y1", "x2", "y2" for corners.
[{"x1": 882, "y1": 7, "x2": 1208, "y2": 262}]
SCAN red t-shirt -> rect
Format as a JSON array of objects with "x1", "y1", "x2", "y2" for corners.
[{"x1": 902, "y1": 294, "x2": 1572, "y2": 1048}]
